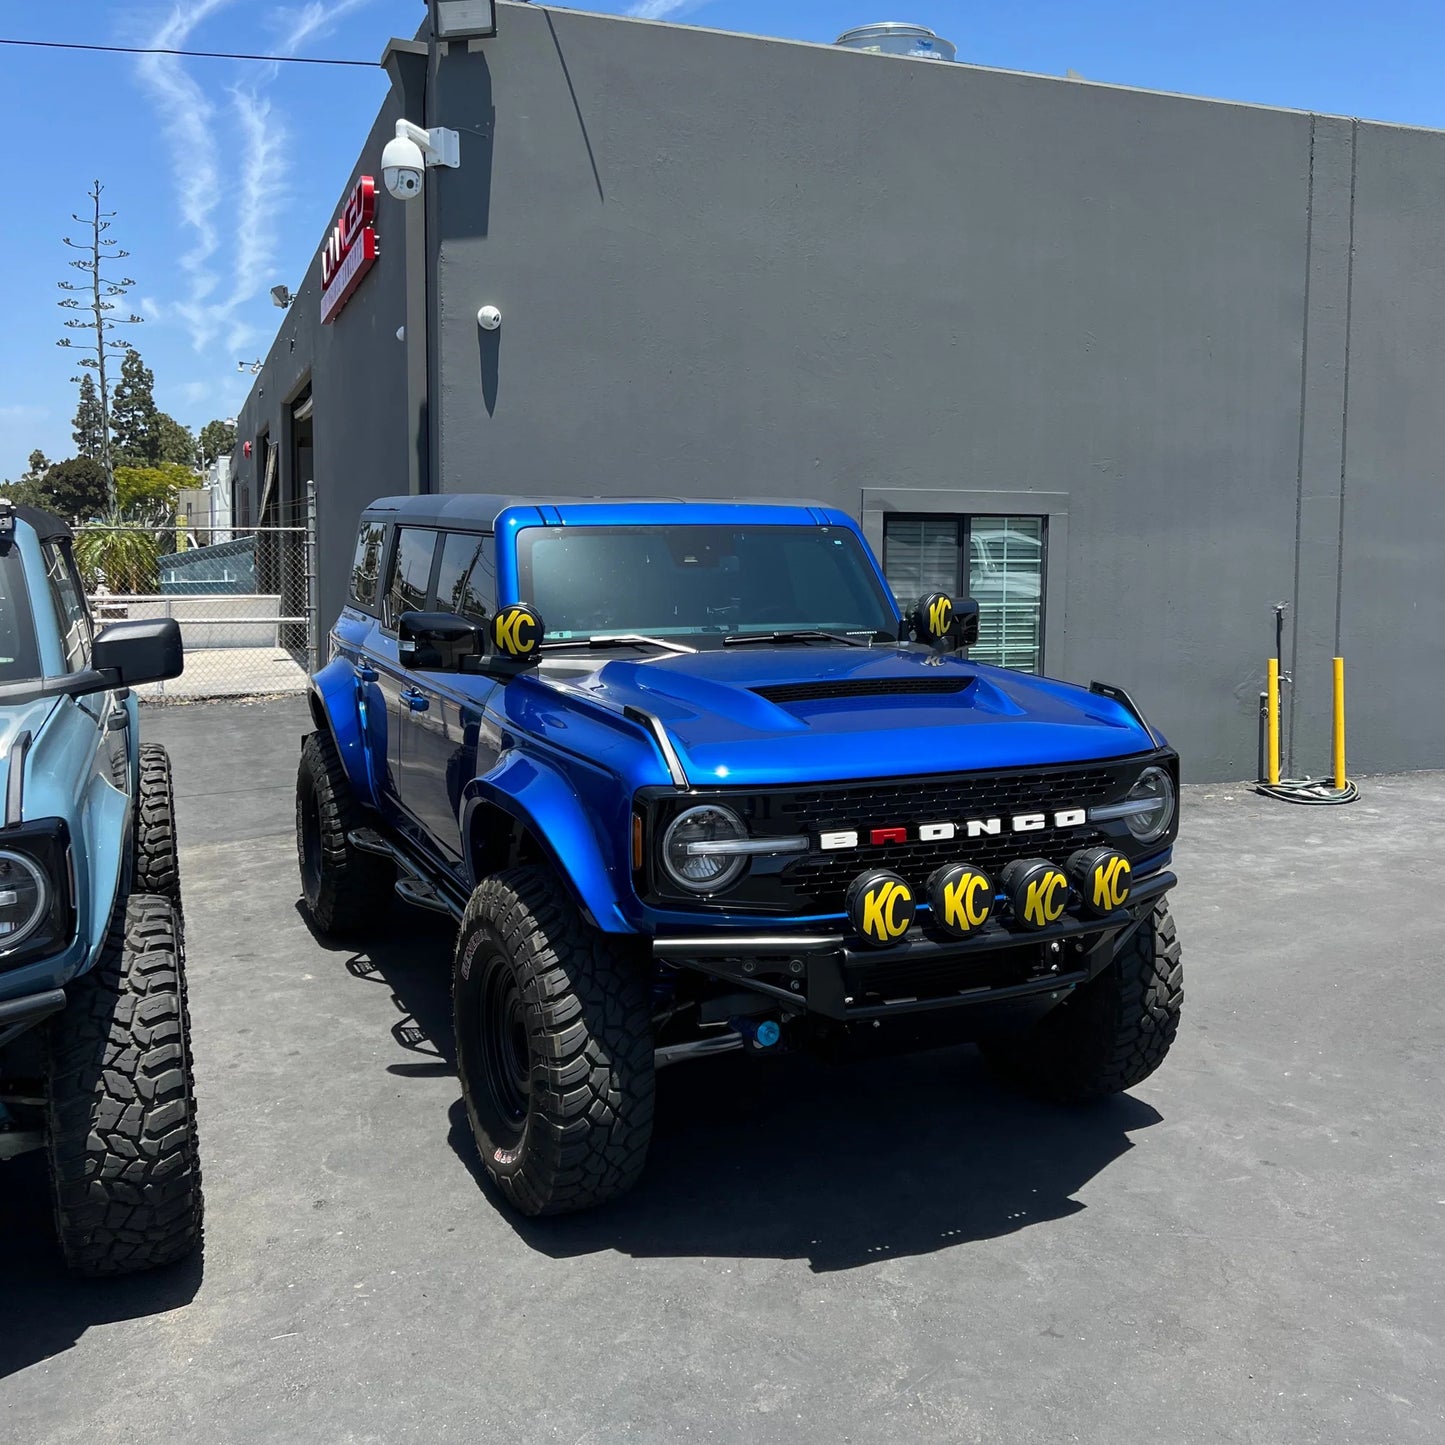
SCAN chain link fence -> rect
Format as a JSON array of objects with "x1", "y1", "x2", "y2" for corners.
[{"x1": 75, "y1": 521, "x2": 316, "y2": 702}]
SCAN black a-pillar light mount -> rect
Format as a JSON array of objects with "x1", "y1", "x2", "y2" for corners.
[{"x1": 429, "y1": 0, "x2": 497, "y2": 42}]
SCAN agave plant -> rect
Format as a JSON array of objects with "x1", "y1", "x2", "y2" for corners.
[{"x1": 73, "y1": 506, "x2": 172, "y2": 595}]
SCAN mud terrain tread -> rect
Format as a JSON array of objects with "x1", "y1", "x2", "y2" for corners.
[
  {"x1": 47, "y1": 893, "x2": 204, "y2": 1275},
  {"x1": 456, "y1": 866, "x2": 654, "y2": 1216},
  {"x1": 983, "y1": 900, "x2": 1183, "y2": 1102},
  {"x1": 296, "y1": 729, "x2": 391, "y2": 935},
  {"x1": 134, "y1": 743, "x2": 182, "y2": 924}
]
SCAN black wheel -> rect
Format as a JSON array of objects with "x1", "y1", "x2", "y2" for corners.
[
  {"x1": 981, "y1": 900, "x2": 1184, "y2": 1102},
  {"x1": 46, "y1": 894, "x2": 204, "y2": 1276},
  {"x1": 133, "y1": 743, "x2": 182, "y2": 925},
  {"x1": 454, "y1": 865, "x2": 655, "y2": 1216},
  {"x1": 295, "y1": 730, "x2": 392, "y2": 936}
]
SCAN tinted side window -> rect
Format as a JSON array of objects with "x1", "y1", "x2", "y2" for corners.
[
  {"x1": 433, "y1": 532, "x2": 494, "y2": 624},
  {"x1": 43, "y1": 541, "x2": 93, "y2": 673},
  {"x1": 350, "y1": 520, "x2": 386, "y2": 609},
  {"x1": 385, "y1": 527, "x2": 439, "y2": 627}
]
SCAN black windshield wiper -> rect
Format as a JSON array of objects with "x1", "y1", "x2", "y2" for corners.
[
  {"x1": 540, "y1": 634, "x2": 698, "y2": 655},
  {"x1": 722, "y1": 629, "x2": 873, "y2": 648}
]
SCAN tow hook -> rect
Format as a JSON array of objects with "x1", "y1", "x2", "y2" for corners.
[{"x1": 730, "y1": 1016, "x2": 782, "y2": 1050}]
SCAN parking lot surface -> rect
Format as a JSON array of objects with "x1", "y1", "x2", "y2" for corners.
[{"x1": 1, "y1": 697, "x2": 1440, "y2": 1444}]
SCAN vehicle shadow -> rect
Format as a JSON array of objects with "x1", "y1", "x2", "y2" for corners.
[
  {"x1": 310, "y1": 905, "x2": 1164, "y2": 1274},
  {"x1": 0, "y1": 1150, "x2": 203, "y2": 1380},
  {"x1": 294, "y1": 900, "x2": 458, "y2": 1078},
  {"x1": 453, "y1": 1046, "x2": 1163, "y2": 1274}
]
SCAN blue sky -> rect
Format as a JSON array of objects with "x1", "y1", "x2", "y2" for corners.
[{"x1": 3, "y1": 0, "x2": 1444, "y2": 481}]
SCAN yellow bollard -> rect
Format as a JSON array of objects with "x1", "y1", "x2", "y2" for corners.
[
  {"x1": 1332, "y1": 656, "x2": 1347, "y2": 790},
  {"x1": 1266, "y1": 657, "x2": 1280, "y2": 786}
]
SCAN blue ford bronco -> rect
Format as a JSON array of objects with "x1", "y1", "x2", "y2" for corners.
[
  {"x1": 299, "y1": 496, "x2": 1182, "y2": 1216},
  {"x1": 0, "y1": 501, "x2": 202, "y2": 1273}
]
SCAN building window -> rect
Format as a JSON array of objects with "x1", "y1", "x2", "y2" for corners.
[{"x1": 882, "y1": 514, "x2": 1046, "y2": 673}]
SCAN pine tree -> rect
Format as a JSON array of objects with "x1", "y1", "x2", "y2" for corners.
[
  {"x1": 112, "y1": 348, "x2": 161, "y2": 467},
  {"x1": 156, "y1": 413, "x2": 198, "y2": 469},
  {"x1": 56, "y1": 181, "x2": 143, "y2": 508},
  {"x1": 72, "y1": 374, "x2": 105, "y2": 459}
]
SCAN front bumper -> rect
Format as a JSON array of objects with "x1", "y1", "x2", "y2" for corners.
[
  {"x1": 0, "y1": 985, "x2": 66, "y2": 1049},
  {"x1": 652, "y1": 868, "x2": 1176, "y2": 1022}
]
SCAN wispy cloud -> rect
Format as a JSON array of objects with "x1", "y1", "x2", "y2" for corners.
[
  {"x1": 134, "y1": 0, "x2": 236, "y2": 341},
  {"x1": 627, "y1": 1, "x2": 706, "y2": 18},
  {"x1": 134, "y1": 0, "x2": 378, "y2": 357}
]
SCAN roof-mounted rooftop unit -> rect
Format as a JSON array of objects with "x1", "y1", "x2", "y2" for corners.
[{"x1": 834, "y1": 22, "x2": 957, "y2": 62}]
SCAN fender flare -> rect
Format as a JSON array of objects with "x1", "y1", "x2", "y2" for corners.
[
  {"x1": 308, "y1": 657, "x2": 379, "y2": 809},
  {"x1": 460, "y1": 752, "x2": 634, "y2": 932}
]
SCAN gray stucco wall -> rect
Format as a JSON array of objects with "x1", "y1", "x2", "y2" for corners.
[{"x1": 243, "y1": 3, "x2": 1445, "y2": 781}]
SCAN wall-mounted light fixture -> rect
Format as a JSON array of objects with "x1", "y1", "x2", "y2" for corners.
[
  {"x1": 270, "y1": 284, "x2": 295, "y2": 309},
  {"x1": 237, "y1": 359, "x2": 263, "y2": 374},
  {"x1": 430, "y1": 0, "x2": 497, "y2": 40}
]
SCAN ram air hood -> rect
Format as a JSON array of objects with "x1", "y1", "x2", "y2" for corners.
[{"x1": 553, "y1": 646, "x2": 1157, "y2": 787}]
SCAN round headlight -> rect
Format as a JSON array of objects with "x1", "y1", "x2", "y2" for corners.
[
  {"x1": 1124, "y1": 766, "x2": 1176, "y2": 844},
  {"x1": 661, "y1": 805, "x2": 748, "y2": 893},
  {"x1": 0, "y1": 851, "x2": 49, "y2": 954}
]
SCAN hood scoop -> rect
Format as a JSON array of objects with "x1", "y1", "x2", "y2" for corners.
[{"x1": 752, "y1": 675, "x2": 974, "y2": 704}]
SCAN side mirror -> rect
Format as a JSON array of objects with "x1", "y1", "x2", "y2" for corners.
[
  {"x1": 906, "y1": 592, "x2": 980, "y2": 651},
  {"x1": 398, "y1": 611, "x2": 487, "y2": 671},
  {"x1": 91, "y1": 617, "x2": 184, "y2": 686}
]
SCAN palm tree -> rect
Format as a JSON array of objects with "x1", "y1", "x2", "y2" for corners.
[{"x1": 73, "y1": 505, "x2": 170, "y2": 595}]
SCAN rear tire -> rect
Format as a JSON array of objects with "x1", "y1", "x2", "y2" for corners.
[
  {"x1": 46, "y1": 894, "x2": 204, "y2": 1276},
  {"x1": 296, "y1": 730, "x2": 392, "y2": 936},
  {"x1": 454, "y1": 866, "x2": 655, "y2": 1216},
  {"x1": 134, "y1": 744, "x2": 182, "y2": 927},
  {"x1": 982, "y1": 900, "x2": 1183, "y2": 1102}
]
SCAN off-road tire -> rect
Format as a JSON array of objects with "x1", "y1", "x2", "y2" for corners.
[
  {"x1": 46, "y1": 893, "x2": 204, "y2": 1276},
  {"x1": 296, "y1": 729, "x2": 392, "y2": 935},
  {"x1": 982, "y1": 900, "x2": 1183, "y2": 1102},
  {"x1": 454, "y1": 865, "x2": 655, "y2": 1216},
  {"x1": 134, "y1": 743, "x2": 182, "y2": 927}
]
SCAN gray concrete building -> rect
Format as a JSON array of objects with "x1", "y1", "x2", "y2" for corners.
[{"x1": 234, "y1": 2, "x2": 1445, "y2": 782}]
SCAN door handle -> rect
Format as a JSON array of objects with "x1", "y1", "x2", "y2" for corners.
[
  {"x1": 356, "y1": 659, "x2": 378, "y2": 683},
  {"x1": 401, "y1": 687, "x2": 429, "y2": 713}
]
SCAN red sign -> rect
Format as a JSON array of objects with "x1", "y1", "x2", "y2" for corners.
[{"x1": 320, "y1": 176, "x2": 378, "y2": 324}]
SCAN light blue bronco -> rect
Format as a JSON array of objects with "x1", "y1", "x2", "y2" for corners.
[{"x1": 0, "y1": 500, "x2": 203, "y2": 1275}]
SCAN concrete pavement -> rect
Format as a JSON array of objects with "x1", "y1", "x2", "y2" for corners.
[{"x1": 1, "y1": 696, "x2": 1440, "y2": 1443}]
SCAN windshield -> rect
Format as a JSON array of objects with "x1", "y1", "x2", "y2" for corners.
[
  {"x1": 515, "y1": 524, "x2": 898, "y2": 644},
  {"x1": 0, "y1": 548, "x2": 41, "y2": 684}
]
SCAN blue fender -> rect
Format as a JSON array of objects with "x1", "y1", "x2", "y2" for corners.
[
  {"x1": 309, "y1": 657, "x2": 380, "y2": 809},
  {"x1": 461, "y1": 751, "x2": 635, "y2": 932}
]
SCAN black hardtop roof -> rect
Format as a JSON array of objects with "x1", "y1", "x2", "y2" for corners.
[
  {"x1": 0, "y1": 502, "x2": 74, "y2": 544},
  {"x1": 358, "y1": 493, "x2": 832, "y2": 531}
]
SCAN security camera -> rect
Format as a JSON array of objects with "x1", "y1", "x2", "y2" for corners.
[
  {"x1": 381, "y1": 120, "x2": 461, "y2": 201},
  {"x1": 382, "y1": 133, "x2": 426, "y2": 200}
]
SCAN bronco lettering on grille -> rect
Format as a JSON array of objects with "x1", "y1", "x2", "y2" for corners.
[{"x1": 817, "y1": 807, "x2": 1088, "y2": 851}]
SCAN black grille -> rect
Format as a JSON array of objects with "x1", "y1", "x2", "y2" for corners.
[
  {"x1": 782, "y1": 823, "x2": 1109, "y2": 912},
  {"x1": 753, "y1": 676, "x2": 973, "y2": 704},
  {"x1": 650, "y1": 757, "x2": 1152, "y2": 916}
]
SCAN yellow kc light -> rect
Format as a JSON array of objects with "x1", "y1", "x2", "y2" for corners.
[
  {"x1": 1000, "y1": 857, "x2": 1070, "y2": 931},
  {"x1": 490, "y1": 603, "x2": 544, "y2": 659},
  {"x1": 846, "y1": 869, "x2": 915, "y2": 947},
  {"x1": 1067, "y1": 846, "x2": 1133, "y2": 916},
  {"x1": 925, "y1": 863, "x2": 995, "y2": 936}
]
